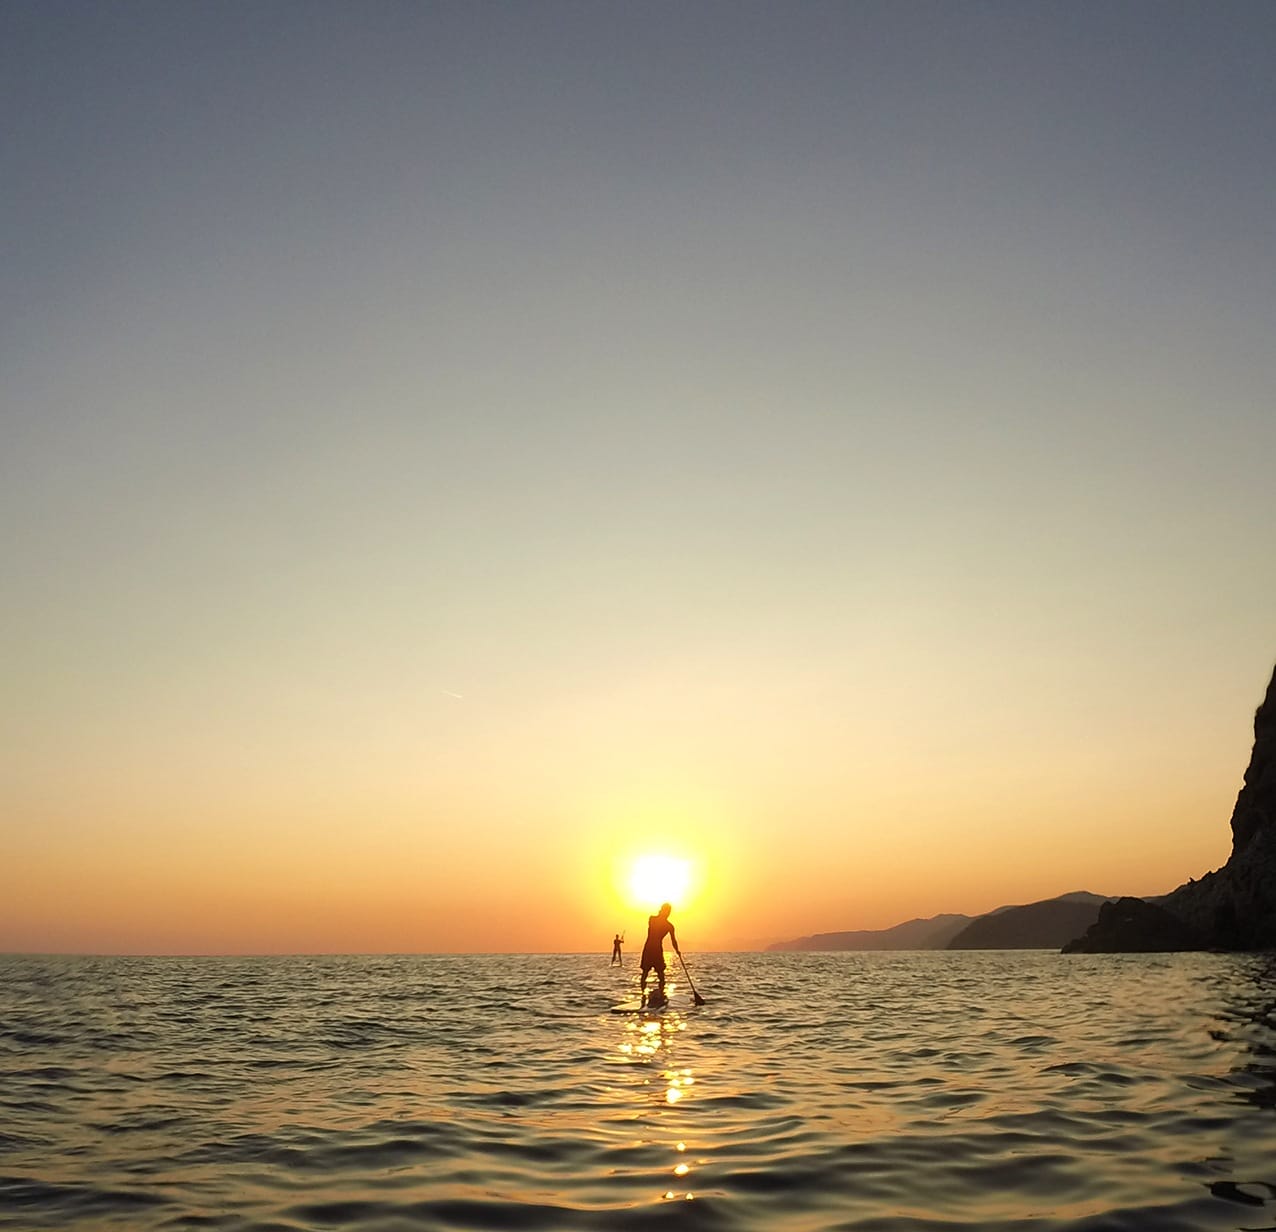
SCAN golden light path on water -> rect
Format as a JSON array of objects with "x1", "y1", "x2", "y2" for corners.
[
  {"x1": 619, "y1": 985, "x2": 699, "y2": 1203},
  {"x1": 5, "y1": 953, "x2": 1276, "y2": 1230}
]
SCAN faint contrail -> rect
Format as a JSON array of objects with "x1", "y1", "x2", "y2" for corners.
[{"x1": 441, "y1": 689, "x2": 464, "y2": 701}]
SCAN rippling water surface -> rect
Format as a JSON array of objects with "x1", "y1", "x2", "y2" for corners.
[{"x1": 3, "y1": 951, "x2": 1275, "y2": 1230}]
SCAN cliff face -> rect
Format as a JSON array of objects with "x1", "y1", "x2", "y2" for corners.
[
  {"x1": 1066, "y1": 662, "x2": 1276, "y2": 953},
  {"x1": 1225, "y1": 663, "x2": 1276, "y2": 859}
]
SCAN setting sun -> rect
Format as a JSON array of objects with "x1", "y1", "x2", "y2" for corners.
[{"x1": 628, "y1": 854, "x2": 692, "y2": 910}]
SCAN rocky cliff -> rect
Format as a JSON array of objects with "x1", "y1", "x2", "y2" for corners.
[{"x1": 1066, "y1": 662, "x2": 1276, "y2": 953}]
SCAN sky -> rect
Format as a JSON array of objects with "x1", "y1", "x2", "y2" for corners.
[{"x1": 3, "y1": 1, "x2": 1274, "y2": 954}]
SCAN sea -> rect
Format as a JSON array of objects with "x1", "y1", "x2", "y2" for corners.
[{"x1": 2, "y1": 951, "x2": 1275, "y2": 1231}]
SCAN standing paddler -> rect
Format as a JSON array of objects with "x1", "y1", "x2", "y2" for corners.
[{"x1": 639, "y1": 903, "x2": 679, "y2": 1005}]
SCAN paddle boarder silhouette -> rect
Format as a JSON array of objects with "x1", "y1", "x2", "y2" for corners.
[
  {"x1": 640, "y1": 904, "x2": 679, "y2": 1003},
  {"x1": 611, "y1": 932, "x2": 624, "y2": 964}
]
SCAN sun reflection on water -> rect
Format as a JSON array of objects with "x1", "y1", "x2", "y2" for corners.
[{"x1": 614, "y1": 997, "x2": 700, "y2": 1206}]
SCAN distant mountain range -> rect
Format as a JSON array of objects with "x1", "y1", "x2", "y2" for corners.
[
  {"x1": 946, "y1": 893, "x2": 1112, "y2": 949},
  {"x1": 767, "y1": 891, "x2": 1115, "y2": 952},
  {"x1": 767, "y1": 913, "x2": 972, "y2": 952}
]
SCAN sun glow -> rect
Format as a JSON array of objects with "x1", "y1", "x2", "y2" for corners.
[{"x1": 628, "y1": 853, "x2": 692, "y2": 909}]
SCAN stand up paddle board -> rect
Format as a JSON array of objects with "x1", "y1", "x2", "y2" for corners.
[{"x1": 609, "y1": 995, "x2": 670, "y2": 1015}]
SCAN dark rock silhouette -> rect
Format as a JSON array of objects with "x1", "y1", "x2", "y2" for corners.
[
  {"x1": 948, "y1": 894, "x2": 1111, "y2": 949},
  {"x1": 1065, "y1": 661, "x2": 1276, "y2": 953},
  {"x1": 1062, "y1": 896, "x2": 1209, "y2": 953}
]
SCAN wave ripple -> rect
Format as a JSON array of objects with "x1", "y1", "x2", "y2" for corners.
[{"x1": 2, "y1": 951, "x2": 1275, "y2": 1230}]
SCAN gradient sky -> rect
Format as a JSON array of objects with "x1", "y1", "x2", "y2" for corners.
[{"x1": 3, "y1": 2, "x2": 1275, "y2": 953}]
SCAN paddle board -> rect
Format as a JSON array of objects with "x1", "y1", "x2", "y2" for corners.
[{"x1": 609, "y1": 997, "x2": 669, "y2": 1015}]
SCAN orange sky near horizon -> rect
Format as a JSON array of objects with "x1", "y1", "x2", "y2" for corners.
[{"x1": 2, "y1": 643, "x2": 1260, "y2": 954}]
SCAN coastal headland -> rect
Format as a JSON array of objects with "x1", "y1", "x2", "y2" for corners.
[
  {"x1": 771, "y1": 660, "x2": 1276, "y2": 955},
  {"x1": 1067, "y1": 660, "x2": 1276, "y2": 952}
]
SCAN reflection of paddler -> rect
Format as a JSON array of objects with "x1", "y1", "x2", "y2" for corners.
[{"x1": 640, "y1": 903, "x2": 679, "y2": 1002}]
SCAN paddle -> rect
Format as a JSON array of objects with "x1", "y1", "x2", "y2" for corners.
[{"x1": 677, "y1": 951, "x2": 706, "y2": 1006}]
